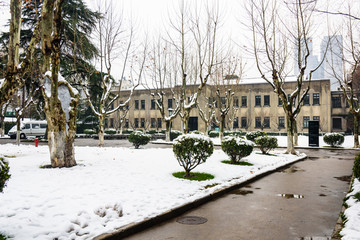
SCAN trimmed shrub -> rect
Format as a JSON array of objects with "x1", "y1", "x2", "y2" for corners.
[
  {"x1": 209, "y1": 131, "x2": 219, "y2": 138},
  {"x1": 148, "y1": 130, "x2": 157, "y2": 134},
  {"x1": 173, "y1": 133, "x2": 214, "y2": 177},
  {"x1": 0, "y1": 157, "x2": 11, "y2": 193},
  {"x1": 354, "y1": 153, "x2": 360, "y2": 180},
  {"x1": 123, "y1": 129, "x2": 134, "y2": 134},
  {"x1": 224, "y1": 130, "x2": 243, "y2": 137},
  {"x1": 170, "y1": 130, "x2": 182, "y2": 141},
  {"x1": 104, "y1": 128, "x2": 116, "y2": 134},
  {"x1": 323, "y1": 133, "x2": 344, "y2": 147},
  {"x1": 221, "y1": 136, "x2": 254, "y2": 164},
  {"x1": 84, "y1": 129, "x2": 96, "y2": 134},
  {"x1": 191, "y1": 130, "x2": 203, "y2": 135},
  {"x1": 255, "y1": 136, "x2": 278, "y2": 154},
  {"x1": 246, "y1": 130, "x2": 267, "y2": 142},
  {"x1": 128, "y1": 131, "x2": 151, "y2": 149}
]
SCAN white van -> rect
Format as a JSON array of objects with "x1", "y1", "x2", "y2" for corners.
[{"x1": 8, "y1": 120, "x2": 47, "y2": 139}]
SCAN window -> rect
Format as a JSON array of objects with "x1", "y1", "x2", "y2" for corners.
[
  {"x1": 141, "y1": 100, "x2": 145, "y2": 110},
  {"x1": 134, "y1": 118, "x2": 139, "y2": 128},
  {"x1": 151, "y1": 118, "x2": 156, "y2": 128},
  {"x1": 264, "y1": 95, "x2": 270, "y2": 106},
  {"x1": 233, "y1": 117, "x2": 239, "y2": 129},
  {"x1": 263, "y1": 117, "x2": 270, "y2": 128},
  {"x1": 333, "y1": 118, "x2": 342, "y2": 129},
  {"x1": 278, "y1": 97, "x2": 282, "y2": 106},
  {"x1": 313, "y1": 93, "x2": 320, "y2": 105},
  {"x1": 255, "y1": 95, "x2": 261, "y2": 107},
  {"x1": 303, "y1": 116, "x2": 310, "y2": 128},
  {"x1": 278, "y1": 116, "x2": 285, "y2": 129},
  {"x1": 241, "y1": 96, "x2": 247, "y2": 107},
  {"x1": 220, "y1": 97, "x2": 226, "y2": 106},
  {"x1": 25, "y1": 124, "x2": 30, "y2": 129},
  {"x1": 110, "y1": 119, "x2": 114, "y2": 128},
  {"x1": 40, "y1": 124, "x2": 47, "y2": 128},
  {"x1": 151, "y1": 99, "x2": 156, "y2": 110},
  {"x1": 241, "y1": 117, "x2": 247, "y2": 128},
  {"x1": 332, "y1": 96, "x2": 342, "y2": 108},
  {"x1": 303, "y1": 94, "x2": 310, "y2": 105},
  {"x1": 32, "y1": 124, "x2": 40, "y2": 129},
  {"x1": 255, "y1": 117, "x2": 262, "y2": 128},
  {"x1": 157, "y1": 118, "x2": 162, "y2": 128},
  {"x1": 313, "y1": 116, "x2": 320, "y2": 121},
  {"x1": 168, "y1": 99, "x2": 173, "y2": 109},
  {"x1": 134, "y1": 100, "x2": 139, "y2": 110},
  {"x1": 140, "y1": 118, "x2": 145, "y2": 128},
  {"x1": 233, "y1": 97, "x2": 239, "y2": 107},
  {"x1": 125, "y1": 119, "x2": 129, "y2": 128}
]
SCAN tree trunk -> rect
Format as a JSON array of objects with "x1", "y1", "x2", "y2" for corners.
[
  {"x1": 98, "y1": 114, "x2": 105, "y2": 147},
  {"x1": 0, "y1": 116, "x2": 4, "y2": 137},
  {"x1": 120, "y1": 125, "x2": 123, "y2": 135},
  {"x1": 294, "y1": 119, "x2": 298, "y2": 146},
  {"x1": 354, "y1": 114, "x2": 359, "y2": 148},
  {"x1": 165, "y1": 120, "x2": 171, "y2": 142},
  {"x1": 285, "y1": 114, "x2": 296, "y2": 154},
  {"x1": 219, "y1": 115, "x2": 225, "y2": 142},
  {"x1": 16, "y1": 116, "x2": 20, "y2": 146}
]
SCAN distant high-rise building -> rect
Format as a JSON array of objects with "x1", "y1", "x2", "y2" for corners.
[{"x1": 320, "y1": 35, "x2": 343, "y2": 91}]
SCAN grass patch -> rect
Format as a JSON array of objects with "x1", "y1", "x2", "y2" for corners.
[
  {"x1": 221, "y1": 160, "x2": 254, "y2": 166},
  {"x1": 39, "y1": 164, "x2": 53, "y2": 169},
  {"x1": 256, "y1": 152, "x2": 278, "y2": 157},
  {"x1": 3, "y1": 155, "x2": 15, "y2": 158},
  {"x1": 204, "y1": 183, "x2": 219, "y2": 189},
  {"x1": 172, "y1": 172, "x2": 214, "y2": 181},
  {"x1": 354, "y1": 192, "x2": 360, "y2": 202}
]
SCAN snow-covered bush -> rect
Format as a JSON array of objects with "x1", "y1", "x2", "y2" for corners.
[
  {"x1": 255, "y1": 136, "x2": 278, "y2": 154},
  {"x1": 208, "y1": 131, "x2": 219, "y2": 138},
  {"x1": 221, "y1": 136, "x2": 254, "y2": 164},
  {"x1": 224, "y1": 130, "x2": 243, "y2": 137},
  {"x1": 354, "y1": 153, "x2": 360, "y2": 180},
  {"x1": 170, "y1": 130, "x2": 182, "y2": 141},
  {"x1": 128, "y1": 131, "x2": 151, "y2": 149},
  {"x1": 84, "y1": 129, "x2": 96, "y2": 134},
  {"x1": 191, "y1": 130, "x2": 203, "y2": 135},
  {"x1": 173, "y1": 133, "x2": 214, "y2": 177},
  {"x1": 246, "y1": 130, "x2": 267, "y2": 142},
  {"x1": 105, "y1": 128, "x2": 116, "y2": 134},
  {"x1": 323, "y1": 133, "x2": 344, "y2": 147},
  {"x1": 0, "y1": 157, "x2": 10, "y2": 193}
]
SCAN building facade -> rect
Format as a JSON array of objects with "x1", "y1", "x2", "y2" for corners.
[{"x1": 108, "y1": 79, "x2": 350, "y2": 134}]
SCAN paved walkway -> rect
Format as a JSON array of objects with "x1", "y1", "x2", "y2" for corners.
[{"x1": 121, "y1": 148, "x2": 356, "y2": 240}]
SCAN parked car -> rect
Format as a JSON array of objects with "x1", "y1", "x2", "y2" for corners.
[{"x1": 7, "y1": 120, "x2": 47, "y2": 139}]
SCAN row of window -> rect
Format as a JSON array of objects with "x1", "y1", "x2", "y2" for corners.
[
  {"x1": 232, "y1": 116, "x2": 320, "y2": 129},
  {"x1": 134, "y1": 99, "x2": 173, "y2": 110}
]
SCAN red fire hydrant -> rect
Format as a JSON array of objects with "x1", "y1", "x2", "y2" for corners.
[{"x1": 34, "y1": 137, "x2": 39, "y2": 147}]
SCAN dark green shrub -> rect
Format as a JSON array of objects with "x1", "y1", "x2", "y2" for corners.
[
  {"x1": 209, "y1": 131, "x2": 219, "y2": 138},
  {"x1": 128, "y1": 131, "x2": 151, "y2": 149},
  {"x1": 246, "y1": 130, "x2": 267, "y2": 142},
  {"x1": 104, "y1": 128, "x2": 116, "y2": 134},
  {"x1": 323, "y1": 133, "x2": 344, "y2": 147},
  {"x1": 221, "y1": 136, "x2": 254, "y2": 164},
  {"x1": 173, "y1": 133, "x2": 214, "y2": 177},
  {"x1": 123, "y1": 129, "x2": 133, "y2": 134},
  {"x1": 170, "y1": 130, "x2": 182, "y2": 141},
  {"x1": 0, "y1": 157, "x2": 11, "y2": 193},
  {"x1": 255, "y1": 136, "x2": 278, "y2": 154},
  {"x1": 191, "y1": 130, "x2": 203, "y2": 135},
  {"x1": 84, "y1": 129, "x2": 96, "y2": 134},
  {"x1": 354, "y1": 152, "x2": 360, "y2": 180},
  {"x1": 148, "y1": 130, "x2": 157, "y2": 134}
]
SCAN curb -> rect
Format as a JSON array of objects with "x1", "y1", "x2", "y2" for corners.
[{"x1": 94, "y1": 154, "x2": 307, "y2": 240}]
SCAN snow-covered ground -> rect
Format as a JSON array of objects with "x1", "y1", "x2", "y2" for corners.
[
  {"x1": 341, "y1": 178, "x2": 360, "y2": 240},
  {"x1": 0, "y1": 143, "x2": 305, "y2": 239}
]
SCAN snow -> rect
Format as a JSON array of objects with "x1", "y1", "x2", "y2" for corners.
[
  {"x1": 43, "y1": 73, "x2": 51, "y2": 98},
  {"x1": 0, "y1": 143, "x2": 305, "y2": 239},
  {"x1": 341, "y1": 178, "x2": 360, "y2": 240},
  {"x1": 0, "y1": 78, "x2": 4, "y2": 88}
]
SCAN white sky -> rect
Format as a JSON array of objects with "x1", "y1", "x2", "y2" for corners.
[{"x1": 0, "y1": 0, "x2": 356, "y2": 80}]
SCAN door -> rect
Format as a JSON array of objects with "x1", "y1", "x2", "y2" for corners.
[{"x1": 188, "y1": 117, "x2": 198, "y2": 132}]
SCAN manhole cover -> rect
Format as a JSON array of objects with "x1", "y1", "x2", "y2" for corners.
[{"x1": 176, "y1": 216, "x2": 208, "y2": 225}]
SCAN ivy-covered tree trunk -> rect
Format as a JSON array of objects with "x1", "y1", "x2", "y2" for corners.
[
  {"x1": 354, "y1": 115, "x2": 359, "y2": 148},
  {"x1": 98, "y1": 114, "x2": 105, "y2": 146}
]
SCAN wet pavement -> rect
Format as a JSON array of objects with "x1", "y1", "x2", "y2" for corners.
[{"x1": 121, "y1": 148, "x2": 357, "y2": 240}]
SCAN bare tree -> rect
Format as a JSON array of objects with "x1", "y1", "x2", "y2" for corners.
[
  {"x1": 214, "y1": 88, "x2": 234, "y2": 141},
  {"x1": 83, "y1": 0, "x2": 146, "y2": 146},
  {"x1": 167, "y1": 1, "x2": 222, "y2": 133},
  {"x1": 247, "y1": 0, "x2": 328, "y2": 154},
  {"x1": 115, "y1": 103, "x2": 131, "y2": 134},
  {"x1": 197, "y1": 95, "x2": 216, "y2": 135}
]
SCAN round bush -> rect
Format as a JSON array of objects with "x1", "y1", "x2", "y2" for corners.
[
  {"x1": 255, "y1": 136, "x2": 278, "y2": 154},
  {"x1": 354, "y1": 153, "x2": 360, "y2": 180},
  {"x1": 209, "y1": 131, "x2": 219, "y2": 138},
  {"x1": 173, "y1": 133, "x2": 214, "y2": 177},
  {"x1": 105, "y1": 128, "x2": 116, "y2": 134},
  {"x1": 323, "y1": 133, "x2": 344, "y2": 147},
  {"x1": 128, "y1": 131, "x2": 151, "y2": 149},
  {"x1": 191, "y1": 130, "x2": 203, "y2": 135},
  {"x1": 84, "y1": 129, "x2": 96, "y2": 134},
  {"x1": 221, "y1": 136, "x2": 254, "y2": 163},
  {"x1": 0, "y1": 157, "x2": 11, "y2": 193},
  {"x1": 246, "y1": 130, "x2": 267, "y2": 142}
]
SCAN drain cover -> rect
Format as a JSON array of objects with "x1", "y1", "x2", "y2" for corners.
[{"x1": 176, "y1": 216, "x2": 208, "y2": 225}]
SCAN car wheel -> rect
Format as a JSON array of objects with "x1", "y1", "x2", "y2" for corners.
[{"x1": 20, "y1": 133, "x2": 26, "y2": 139}]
